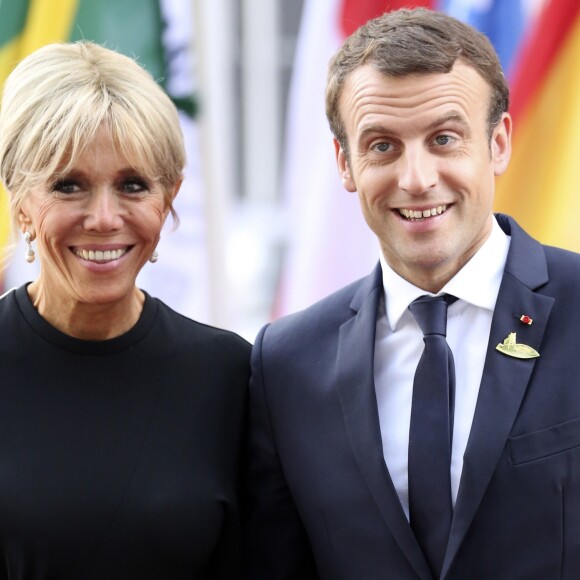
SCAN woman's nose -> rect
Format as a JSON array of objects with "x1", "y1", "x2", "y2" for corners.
[{"x1": 83, "y1": 189, "x2": 124, "y2": 232}]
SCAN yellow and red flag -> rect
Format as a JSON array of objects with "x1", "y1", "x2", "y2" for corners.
[{"x1": 495, "y1": 0, "x2": 580, "y2": 250}]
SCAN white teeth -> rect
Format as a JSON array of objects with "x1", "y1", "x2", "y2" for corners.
[
  {"x1": 75, "y1": 248, "x2": 127, "y2": 262},
  {"x1": 399, "y1": 205, "x2": 447, "y2": 220}
]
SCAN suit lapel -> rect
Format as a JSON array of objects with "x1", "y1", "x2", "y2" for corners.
[
  {"x1": 442, "y1": 215, "x2": 555, "y2": 578},
  {"x1": 336, "y1": 264, "x2": 433, "y2": 580}
]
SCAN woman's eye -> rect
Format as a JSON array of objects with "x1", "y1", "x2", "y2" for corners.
[
  {"x1": 52, "y1": 180, "x2": 81, "y2": 194},
  {"x1": 122, "y1": 180, "x2": 148, "y2": 193}
]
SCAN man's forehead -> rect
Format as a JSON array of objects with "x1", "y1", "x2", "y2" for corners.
[
  {"x1": 341, "y1": 60, "x2": 490, "y2": 96},
  {"x1": 339, "y1": 62, "x2": 492, "y2": 129}
]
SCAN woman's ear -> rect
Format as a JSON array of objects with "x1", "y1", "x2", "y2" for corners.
[
  {"x1": 162, "y1": 179, "x2": 183, "y2": 221},
  {"x1": 172, "y1": 178, "x2": 183, "y2": 200},
  {"x1": 17, "y1": 205, "x2": 33, "y2": 235}
]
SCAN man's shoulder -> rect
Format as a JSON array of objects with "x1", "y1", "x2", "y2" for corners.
[
  {"x1": 498, "y1": 213, "x2": 580, "y2": 281},
  {"x1": 264, "y1": 267, "x2": 380, "y2": 341},
  {"x1": 506, "y1": 218, "x2": 580, "y2": 295},
  {"x1": 540, "y1": 244, "x2": 580, "y2": 295},
  {"x1": 543, "y1": 243, "x2": 580, "y2": 268}
]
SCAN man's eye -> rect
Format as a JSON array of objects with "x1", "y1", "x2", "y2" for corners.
[
  {"x1": 434, "y1": 135, "x2": 455, "y2": 146},
  {"x1": 52, "y1": 180, "x2": 80, "y2": 194},
  {"x1": 373, "y1": 142, "x2": 391, "y2": 153}
]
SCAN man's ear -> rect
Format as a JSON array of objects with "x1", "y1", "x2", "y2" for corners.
[
  {"x1": 492, "y1": 112, "x2": 512, "y2": 176},
  {"x1": 334, "y1": 138, "x2": 356, "y2": 192}
]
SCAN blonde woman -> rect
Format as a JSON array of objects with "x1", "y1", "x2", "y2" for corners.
[{"x1": 0, "y1": 42, "x2": 249, "y2": 579}]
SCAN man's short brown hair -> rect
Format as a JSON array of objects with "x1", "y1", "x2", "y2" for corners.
[{"x1": 326, "y1": 8, "x2": 509, "y2": 154}]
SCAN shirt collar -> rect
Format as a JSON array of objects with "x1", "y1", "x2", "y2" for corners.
[{"x1": 380, "y1": 216, "x2": 511, "y2": 331}]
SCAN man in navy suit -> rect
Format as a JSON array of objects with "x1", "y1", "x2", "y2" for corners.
[{"x1": 243, "y1": 8, "x2": 580, "y2": 579}]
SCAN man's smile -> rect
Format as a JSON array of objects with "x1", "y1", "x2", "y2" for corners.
[{"x1": 398, "y1": 205, "x2": 448, "y2": 220}]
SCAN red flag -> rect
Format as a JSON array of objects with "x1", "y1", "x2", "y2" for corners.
[{"x1": 340, "y1": 0, "x2": 434, "y2": 37}]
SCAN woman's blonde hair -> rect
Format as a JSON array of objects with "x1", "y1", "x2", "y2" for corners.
[{"x1": 0, "y1": 41, "x2": 185, "y2": 235}]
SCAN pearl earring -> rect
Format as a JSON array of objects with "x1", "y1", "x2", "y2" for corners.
[
  {"x1": 23, "y1": 231, "x2": 35, "y2": 263},
  {"x1": 149, "y1": 250, "x2": 159, "y2": 263}
]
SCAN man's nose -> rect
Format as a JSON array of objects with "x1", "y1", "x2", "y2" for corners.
[
  {"x1": 83, "y1": 190, "x2": 124, "y2": 232},
  {"x1": 397, "y1": 146, "x2": 438, "y2": 195}
]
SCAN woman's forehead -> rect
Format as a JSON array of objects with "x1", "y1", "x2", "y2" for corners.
[{"x1": 57, "y1": 129, "x2": 152, "y2": 177}]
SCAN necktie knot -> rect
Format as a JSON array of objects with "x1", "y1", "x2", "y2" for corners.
[{"x1": 409, "y1": 294, "x2": 456, "y2": 337}]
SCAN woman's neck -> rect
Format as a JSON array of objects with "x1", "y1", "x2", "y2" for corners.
[{"x1": 26, "y1": 281, "x2": 145, "y2": 340}]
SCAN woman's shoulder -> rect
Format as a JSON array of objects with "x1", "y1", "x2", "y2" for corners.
[
  {"x1": 0, "y1": 285, "x2": 19, "y2": 305},
  {"x1": 146, "y1": 296, "x2": 251, "y2": 402},
  {"x1": 151, "y1": 295, "x2": 251, "y2": 357},
  {"x1": 0, "y1": 285, "x2": 24, "y2": 323}
]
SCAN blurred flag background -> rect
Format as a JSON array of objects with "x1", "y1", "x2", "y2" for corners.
[
  {"x1": 1, "y1": 0, "x2": 578, "y2": 338},
  {"x1": 494, "y1": 0, "x2": 580, "y2": 250}
]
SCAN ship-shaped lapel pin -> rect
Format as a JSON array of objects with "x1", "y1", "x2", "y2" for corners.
[{"x1": 496, "y1": 332, "x2": 540, "y2": 359}]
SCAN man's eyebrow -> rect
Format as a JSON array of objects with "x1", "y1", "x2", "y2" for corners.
[
  {"x1": 356, "y1": 123, "x2": 390, "y2": 145},
  {"x1": 426, "y1": 111, "x2": 469, "y2": 131},
  {"x1": 357, "y1": 112, "x2": 469, "y2": 141}
]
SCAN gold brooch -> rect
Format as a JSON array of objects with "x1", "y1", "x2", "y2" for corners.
[{"x1": 496, "y1": 332, "x2": 540, "y2": 359}]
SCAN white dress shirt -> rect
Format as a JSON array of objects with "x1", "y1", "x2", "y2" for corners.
[{"x1": 374, "y1": 217, "x2": 510, "y2": 519}]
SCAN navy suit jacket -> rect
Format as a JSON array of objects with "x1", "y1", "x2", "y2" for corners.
[{"x1": 243, "y1": 214, "x2": 580, "y2": 579}]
